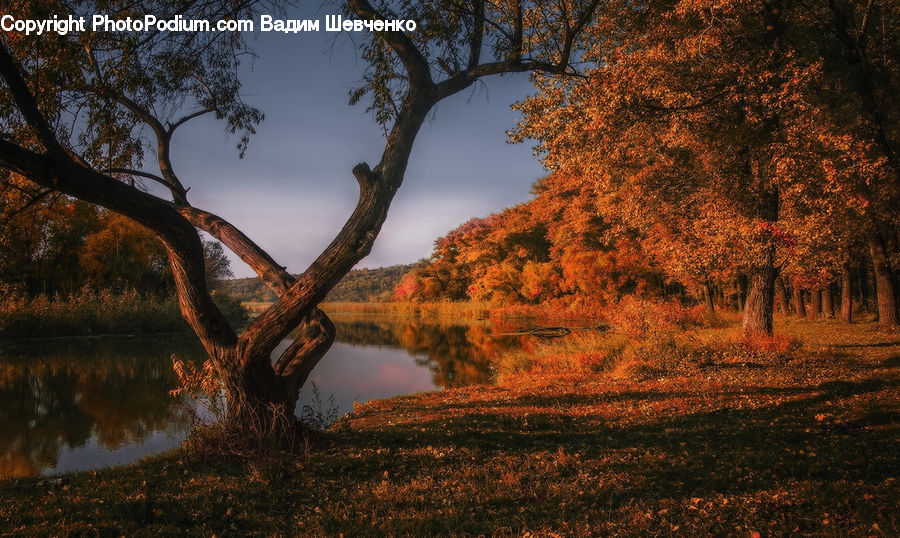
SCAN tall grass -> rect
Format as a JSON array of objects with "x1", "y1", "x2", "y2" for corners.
[
  {"x1": 493, "y1": 297, "x2": 803, "y2": 385},
  {"x1": 320, "y1": 300, "x2": 495, "y2": 320},
  {"x1": 0, "y1": 287, "x2": 248, "y2": 338}
]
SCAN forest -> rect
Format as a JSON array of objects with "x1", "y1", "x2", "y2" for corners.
[
  {"x1": 1, "y1": 0, "x2": 899, "y2": 535},
  {"x1": 220, "y1": 263, "x2": 417, "y2": 303},
  {"x1": 395, "y1": 0, "x2": 900, "y2": 332}
]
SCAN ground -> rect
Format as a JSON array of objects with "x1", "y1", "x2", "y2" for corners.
[{"x1": 1, "y1": 317, "x2": 898, "y2": 536}]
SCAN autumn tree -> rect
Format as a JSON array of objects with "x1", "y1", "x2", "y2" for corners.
[
  {"x1": 0, "y1": 179, "x2": 99, "y2": 294},
  {"x1": 512, "y1": 0, "x2": 899, "y2": 334},
  {"x1": 811, "y1": 0, "x2": 900, "y2": 326},
  {"x1": 404, "y1": 176, "x2": 667, "y2": 309},
  {"x1": 0, "y1": 0, "x2": 603, "y2": 441}
]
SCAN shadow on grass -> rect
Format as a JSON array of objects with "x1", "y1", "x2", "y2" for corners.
[{"x1": 2, "y1": 372, "x2": 898, "y2": 536}]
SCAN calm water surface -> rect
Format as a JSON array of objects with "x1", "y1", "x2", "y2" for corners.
[{"x1": 0, "y1": 318, "x2": 530, "y2": 478}]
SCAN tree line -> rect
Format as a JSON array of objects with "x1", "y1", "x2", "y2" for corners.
[
  {"x1": 402, "y1": 0, "x2": 899, "y2": 333},
  {"x1": 0, "y1": 188, "x2": 232, "y2": 297},
  {"x1": 221, "y1": 264, "x2": 417, "y2": 304}
]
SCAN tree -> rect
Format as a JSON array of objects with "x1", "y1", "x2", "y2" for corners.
[
  {"x1": 79, "y1": 211, "x2": 171, "y2": 293},
  {"x1": 511, "y1": 0, "x2": 900, "y2": 334},
  {"x1": 814, "y1": 0, "x2": 900, "y2": 326},
  {"x1": 0, "y1": 0, "x2": 603, "y2": 441},
  {"x1": 402, "y1": 174, "x2": 669, "y2": 310},
  {"x1": 0, "y1": 178, "x2": 100, "y2": 295}
]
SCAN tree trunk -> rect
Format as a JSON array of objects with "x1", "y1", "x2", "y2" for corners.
[
  {"x1": 793, "y1": 284, "x2": 807, "y2": 318},
  {"x1": 703, "y1": 278, "x2": 716, "y2": 315},
  {"x1": 775, "y1": 278, "x2": 791, "y2": 316},
  {"x1": 737, "y1": 276, "x2": 747, "y2": 312},
  {"x1": 220, "y1": 308, "x2": 335, "y2": 442},
  {"x1": 808, "y1": 288, "x2": 822, "y2": 320},
  {"x1": 821, "y1": 285, "x2": 834, "y2": 318},
  {"x1": 868, "y1": 230, "x2": 899, "y2": 326},
  {"x1": 841, "y1": 263, "x2": 852, "y2": 323},
  {"x1": 743, "y1": 257, "x2": 777, "y2": 336}
]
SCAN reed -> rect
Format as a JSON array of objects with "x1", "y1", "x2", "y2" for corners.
[{"x1": 0, "y1": 287, "x2": 247, "y2": 338}]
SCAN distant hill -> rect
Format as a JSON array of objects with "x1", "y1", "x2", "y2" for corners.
[{"x1": 219, "y1": 263, "x2": 419, "y2": 303}]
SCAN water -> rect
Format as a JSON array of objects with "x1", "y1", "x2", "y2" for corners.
[{"x1": 0, "y1": 318, "x2": 530, "y2": 478}]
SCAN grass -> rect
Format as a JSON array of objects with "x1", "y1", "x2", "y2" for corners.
[
  {"x1": 1, "y1": 315, "x2": 898, "y2": 535},
  {"x1": 322, "y1": 300, "x2": 494, "y2": 320},
  {"x1": 256, "y1": 299, "x2": 604, "y2": 324},
  {"x1": 0, "y1": 288, "x2": 248, "y2": 338}
]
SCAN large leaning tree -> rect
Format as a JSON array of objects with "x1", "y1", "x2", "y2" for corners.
[{"x1": 0, "y1": 0, "x2": 602, "y2": 439}]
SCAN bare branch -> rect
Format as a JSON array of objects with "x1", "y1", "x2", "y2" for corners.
[
  {"x1": 467, "y1": 0, "x2": 486, "y2": 71},
  {"x1": 103, "y1": 167, "x2": 168, "y2": 186},
  {"x1": 512, "y1": 0, "x2": 523, "y2": 61},
  {"x1": 435, "y1": 58, "x2": 564, "y2": 100},
  {"x1": 168, "y1": 107, "x2": 216, "y2": 135},
  {"x1": 0, "y1": 188, "x2": 52, "y2": 227}
]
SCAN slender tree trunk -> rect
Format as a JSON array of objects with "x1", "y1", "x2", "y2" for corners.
[
  {"x1": 737, "y1": 276, "x2": 747, "y2": 312},
  {"x1": 856, "y1": 265, "x2": 867, "y2": 312},
  {"x1": 841, "y1": 263, "x2": 853, "y2": 323},
  {"x1": 743, "y1": 251, "x2": 777, "y2": 336},
  {"x1": 793, "y1": 284, "x2": 807, "y2": 318},
  {"x1": 775, "y1": 277, "x2": 791, "y2": 316},
  {"x1": 868, "y1": 230, "x2": 900, "y2": 326},
  {"x1": 809, "y1": 288, "x2": 822, "y2": 320},
  {"x1": 703, "y1": 278, "x2": 715, "y2": 315},
  {"x1": 822, "y1": 284, "x2": 834, "y2": 318}
]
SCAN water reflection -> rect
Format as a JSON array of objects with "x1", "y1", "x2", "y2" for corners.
[
  {"x1": 0, "y1": 319, "x2": 530, "y2": 478},
  {"x1": 332, "y1": 319, "x2": 530, "y2": 388},
  {"x1": 0, "y1": 336, "x2": 205, "y2": 478}
]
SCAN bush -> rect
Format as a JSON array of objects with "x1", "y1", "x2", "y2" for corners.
[{"x1": 610, "y1": 296, "x2": 708, "y2": 337}]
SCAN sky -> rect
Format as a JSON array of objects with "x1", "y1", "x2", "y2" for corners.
[{"x1": 163, "y1": 9, "x2": 548, "y2": 279}]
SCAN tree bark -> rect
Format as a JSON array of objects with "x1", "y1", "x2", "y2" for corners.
[
  {"x1": 793, "y1": 283, "x2": 807, "y2": 318},
  {"x1": 822, "y1": 284, "x2": 834, "y2": 318},
  {"x1": 868, "y1": 230, "x2": 900, "y2": 326},
  {"x1": 703, "y1": 278, "x2": 715, "y2": 315},
  {"x1": 775, "y1": 277, "x2": 791, "y2": 316},
  {"x1": 841, "y1": 263, "x2": 853, "y2": 323},
  {"x1": 743, "y1": 253, "x2": 777, "y2": 336},
  {"x1": 856, "y1": 265, "x2": 868, "y2": 311},
  {"x1": 809, "y1": 287, "x2": 822, "y2": 320}
]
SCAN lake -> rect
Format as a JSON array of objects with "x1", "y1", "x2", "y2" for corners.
[{"x1": 0, "y1": 318, "x2": 532, "y2": 478}]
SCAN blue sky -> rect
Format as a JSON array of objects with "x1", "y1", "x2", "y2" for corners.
[{"x1": 164, "y1": 15, "x2": 546, "y2": 278}]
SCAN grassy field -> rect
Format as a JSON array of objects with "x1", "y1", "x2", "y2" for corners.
[{"x1": 1, "y1": 316, "x2": 898, "y2": 535}]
